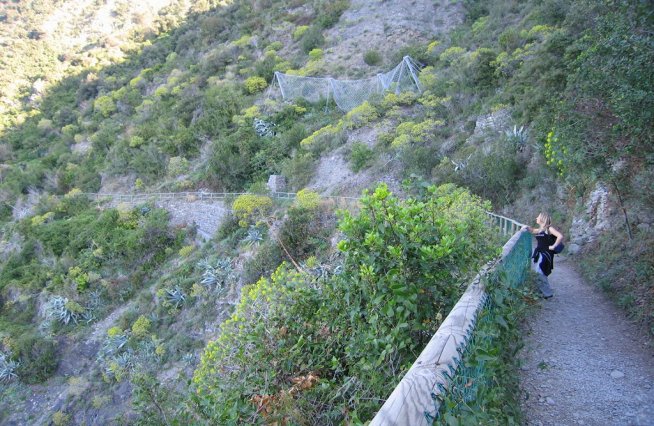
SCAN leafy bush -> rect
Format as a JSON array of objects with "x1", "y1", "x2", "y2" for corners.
[
  {"x1": 191, "y1": 183, "x2": 498, "y2": 422},
  {"x1": 292, "y1": 25, "x2": 309, "y2": 40},
  {"x1": 243, "y1": 76, "x2": 268, "y2": 94},
  {"x1": 363, "y1": 50, "x2": 382, "y2": 66},
  {"x1": 343, "y1": 102, "x2": 379, "y2": 129},
  {"x1": 308, "y1": 48, "x2": 323, "y2": 61},
  {"x1": 131, "y1": 315, "x2": 152, "y2": 339},
  {"x1": 300, "y1": 26, "x2": 325, "y2": 53},
  {"x1": 278, "y1": 203, "x2": 332, "y2": 261},
  {"x1": 93, "y1": 95, "x2": 117, "y2": 117},
  {"x1": 349, "y1": 142, "x2": 375, "y2": 172},
  {"x1": 241, "y1": 241, "x2": 283, "y2": 285},
  {"x1": 294, "y1": 189, "x2": 321, "y2": 210},
  {"x1": 11, "y1": 333, "x2": 58, "y2": 383},
  {"x1": 280, "y1": 153, "x2": 316, "y2": 191},
  {"x1": 232, "y1": 194, "x2": 273, "y2": 227}
]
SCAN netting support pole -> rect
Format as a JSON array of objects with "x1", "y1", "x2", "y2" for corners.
[
  {"x1": 328, "y1": 78, "x2": 338, "y2": 111},
  {"x1": 274, "y1": 72, "x2": 286, "y2": 100},
  {"x1": 377, "y1": 73, "x2": 386, "y2": 91},
  {"x1": 395, "y1": 61, "x2": 405, "y2": 94},
  {"x1": 404, "y1": 56, "x2": 423, "y2": 93}
]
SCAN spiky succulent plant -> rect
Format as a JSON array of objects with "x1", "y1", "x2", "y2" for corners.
[
  {"x1": 242, "y1": 226, "x2": 264, "y2": 247},
  {"x1": 165, "y1": 286, "x2": 186, "y2": 308},
  {"x1": 46, "y1": 296, "x2": 86, "y2": 325},
  {"x1": 0, "y1": 351, "x2": 19, "y2": 383},
  {"x1": 198, "y1": 257, "x2": 233, "y2": 293}
]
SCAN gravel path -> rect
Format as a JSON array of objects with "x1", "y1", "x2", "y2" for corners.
[{"x1": 519, "y1": 258, "x2": 654, "y2": 425}]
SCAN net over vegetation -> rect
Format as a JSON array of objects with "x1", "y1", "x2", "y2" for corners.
[{"x1": 274, "y1": 56, "x2": 423, "y2": 111}]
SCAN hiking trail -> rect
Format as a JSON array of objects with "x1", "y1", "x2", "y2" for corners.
[{"x1": 519, "y1": 258, "x2": 654, "y2": 425}]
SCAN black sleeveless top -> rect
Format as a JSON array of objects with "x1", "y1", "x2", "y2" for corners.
[
  {"x1": 535, "y1": 230, "x2": 556, "y2": 250},
  {"x1": 533, "y1": 230, "x2": 556, "y2": 276}
]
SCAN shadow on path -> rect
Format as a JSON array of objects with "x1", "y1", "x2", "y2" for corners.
[{"x1": 519, "y1": 258, "x2": 654, "y2": 426}]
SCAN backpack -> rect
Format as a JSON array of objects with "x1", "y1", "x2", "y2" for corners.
[{"x1": 553, "y1": 243, "x2": 565, "y2": 254}]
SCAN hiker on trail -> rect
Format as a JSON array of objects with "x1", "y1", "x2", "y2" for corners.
[{"x1": 522, "y1": 212, "x2": 564, "y2": 298}]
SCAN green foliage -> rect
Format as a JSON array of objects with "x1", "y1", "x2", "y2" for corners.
[
  {"x1": 241, "y1": 241, "x2": 283, "y2": 285},
  {"x1": 434, "y1": 143, "x2": 524, "y2": 208},
  {"x1": 10, "y1": 333, "x2": 58, "y2": 383},
  {"x1": 348, "y1": 142, "x2": 375, "y2": 172},
  {"x1": 343, "y1": 101, "x2": 379, "y2": 129},
  {"x1": 437, "y1": 272, "x2": 536, "y2": 424},
  {"x1": 292, "y1": 25, "x2": 309, "y2": 40},
  {"x1": 190, "y1": 183, "x2": 497, "y2": 422},
  {"x1": 300, "y1": 26, "x2": 325, "y2": 54},
  {"x1": 580, "y1": 229, "x2": 654, "y2": 337},
  {"x1": 294, "y1": 189, "x2": 321, "y2": 210},
  {"x1": 243, "y1": 76, "x2": 268, "y2": 94},
  {"x1": 314, "y1": 0, "x2": 349, "y2": 29},
  {"x1": 232, "y1": 194, "x2": 273, "y2": 227},
  {"x1": 93, "y1": 95, "x2": 117, "y2": 117},
  {"x1": 280, "y1": 153, "x2": 316, "y2": 191},
  {"x1": 299, "y1": 123, "x2": 346, "y2": 152},
  {"x1": 131, "y1": 315, "x2": 152, "y2": 339},
  {"x1": 279, "y1": 203, "x2": 333, "y2": 261},
  {"x1": 466, "y1": 47, "x2": 498, "y2": 89},
  {"x1": 308, "y1": 48, "x2": 323, "y2": 61},
  {"x1": 363, "y1": 50, "x2": 382, "y2": 66},
  {"x1": 552, "y1": 1, "x2": 654, "y2": 178}
]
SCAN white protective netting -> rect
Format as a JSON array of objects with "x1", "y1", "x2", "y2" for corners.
[{"x1": 274, "y1": 56, "x2": 422, "y2": 112}]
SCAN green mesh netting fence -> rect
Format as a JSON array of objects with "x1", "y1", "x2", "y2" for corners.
[{"x1": 432, "y1": 229, "x2": 532, "y2": 422}]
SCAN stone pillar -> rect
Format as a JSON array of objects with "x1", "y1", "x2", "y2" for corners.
[{"x1": 267, "y1": 175, "x2": 287, "y2": 193}]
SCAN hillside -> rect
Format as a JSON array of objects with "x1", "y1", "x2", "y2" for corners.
[{"x1": 0, "y1": 0, "x2": 652, "y2": 424}]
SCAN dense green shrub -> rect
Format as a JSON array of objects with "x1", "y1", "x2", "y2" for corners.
[
  {"x1": 363, "y1": 50, "x2": 382, "y2": 66},
  {"x1": 232, "y1": 194, "x2": 273, "y2": 227},
  {"x1": 278, "y1": 203, "x2": 332, "y2": 261},
  {"x1": 241, "y1": 241, "x2": 284, "y2": 285},
  {"x1": 280, "y1": 153, "x2": 316, "y2": 191},
  {"x1": 243, "y1": 76, "x2": 268, "y2": 94},
  {"x1": 191, "y1": 183, "x2": 498, "y2": 423},
  {"x1": 300, "y1": 26, "x2": 325, "y2": 53},
  {"x1": 11, "y1": 333, "x2": 58, "y2": 383},
  {"x1": 348, "y1": 141, "x2": 375, "y2": 172}
]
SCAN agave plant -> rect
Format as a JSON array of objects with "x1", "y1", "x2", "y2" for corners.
[
  {"x1": 182, "y1": 353, "x2": 196, "y2": 365},
  {"x1": 198, "y1": 258, "x2": 233, "y2": 295},
  {"x1": 46, "y1": 296, "x2": 84, "y2": 325},
  {"x1": 114, "y1": 352, "x2": 134, "y2": 371},
  {"x1": 97, "y1": 332, "x2": 128, "y2": 361},
  {"x1": 505, "y1": 125, "x2": 528, "y2": 151},
  {"x1": 242, "y1": 226, "x2": 264, "y2": 247},
  {"x1": 253, "y1": 117, "x2": 276, "y2": 137},
  {"x1": 165, "y1": 286, "x2": 186, "y2": 308},
  {"x1": 451, "y1": 154, "x2": 472, "y2": 173},
  {"x1": 0, "y1": 351, "x2": 19, "y2": 383}
]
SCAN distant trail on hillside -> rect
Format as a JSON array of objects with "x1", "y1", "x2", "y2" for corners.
[{"x1": 519, "y1": 259, "x2": 654, "y2": 425}]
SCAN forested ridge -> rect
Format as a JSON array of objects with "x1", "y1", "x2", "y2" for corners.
[{"x1": 0, "y1": 0, "x2": 652, "y2": 424}]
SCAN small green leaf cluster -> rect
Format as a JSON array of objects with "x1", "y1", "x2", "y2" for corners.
[{"x1": 544, "y1": 130, "x2": 567, "y2": 177}]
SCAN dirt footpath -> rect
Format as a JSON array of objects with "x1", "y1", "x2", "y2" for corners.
[{"x1": 519, "y1": 258, "x2": 654, "y2": 426}]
